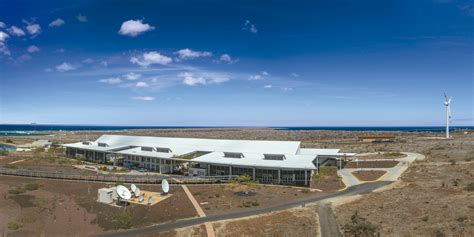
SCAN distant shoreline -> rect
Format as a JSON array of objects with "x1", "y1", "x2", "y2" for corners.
[{"x1": 0, "y1": 124, "x2": 473, "y2": 133}]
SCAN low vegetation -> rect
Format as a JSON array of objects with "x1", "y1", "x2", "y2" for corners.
[
  {"x1": 7, "y1": 221, "x2": 22, "y2": 230},
  {"x1": 240, "y1": 201, "x2": 260, "y2": 208},
  {"x1": 4, "y1": 163, "x2": 18, "y2": 169},
  {"x1": 8, "y1": 183, "x2": 42, "y2": 195},
  {"x1": 342, "y1": 211, "x2": 378, "y2": 236},
  {"x1": 464, "y1": 182, "x2": 474, "y2": 192},
  {"x1": 112, "y1": 211, "x2": 133, "y2": 230}
]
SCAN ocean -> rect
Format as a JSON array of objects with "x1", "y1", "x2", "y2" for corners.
[{"x1": 0, "y1": 124, "x2": 472, "y2": 136}]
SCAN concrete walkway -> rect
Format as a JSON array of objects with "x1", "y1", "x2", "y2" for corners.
[
  {"x1": 338, "y1": 152, "x2": 425, "y2": 187},
  {"x1": 182, "y1": 185, "x2": 215, "y2": 237}
]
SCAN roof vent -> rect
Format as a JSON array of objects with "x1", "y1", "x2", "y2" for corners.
[
  {"x1": 98, "y1": 142, "x2": 109, "y2": 147},
  {"x1": 263, "y1": 154, "x2": 286, "y2": 160},
  {"x1": 224, "y1": 152, "x2": 244, "y2": 158},
  {"x1": 141, "y1": 146, "x2": 155, "y2": 152},
  {"x1": 156, "y1": 147, "x2": 171, "y2": 153}
]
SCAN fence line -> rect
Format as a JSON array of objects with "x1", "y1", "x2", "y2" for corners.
[{"x1": 0, "y1": 168, "x2": 238, "y2": 185}]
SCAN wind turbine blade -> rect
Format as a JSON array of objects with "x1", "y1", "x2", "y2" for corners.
[
  {"x1": 448, "y1": 97, "x2": 452, "y2": 104},
  {"x1": 444, "y1": 93, "x2": 448, "y2": 101}
]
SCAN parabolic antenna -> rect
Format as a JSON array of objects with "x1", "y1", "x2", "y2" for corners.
[
  {"x1": 147, "y1": 196, "x2": 153, "y2": 205},
  {"x1": 138, "y1": 195, "x2": 144, "y2": 202},
  {"x1": 116, "y1": 185, "x2": 132, "y2": 200},
  {"x1": 161, "y1": 179, "x2": 170, "y2": 194},
  {"x1": 130, "y1": 184, "x2": 137, "y2": 193},
  {"x1": 135, "y1": 187, "x2": 141, "y2": 197}
]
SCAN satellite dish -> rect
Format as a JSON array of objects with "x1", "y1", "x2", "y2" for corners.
[
  {"x1": 138, "y1": 195, "x2": 144, "y2": 202},
  {"x1": 147, "y1": 196, "x2": 153, "y2": 205},
  {"x1": 135, "y1": 187, "x2": 141, "y2": 197},
  {"x1": 116, "y1": 185, "x2": 132, "y2": 200},
  {"x1": 161, "y1": 179, "x2": 170, "y2": 194},
  {"x1": 130, "y1": 184, "x2": 137, "y2": 193}
]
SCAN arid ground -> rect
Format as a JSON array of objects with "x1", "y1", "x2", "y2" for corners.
[{"x1": 1, "y1": 128, "x2": 473, "y2": 236}]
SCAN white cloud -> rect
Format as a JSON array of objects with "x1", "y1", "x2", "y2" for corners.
[
  {"x1": 131, "y1": 96, "x2": 155, "y2": 101},
  {"x1": 124, "y1": 72, "x2": 141, "y2": 80},
  {"x1": 82, "y1": 58, "x2": 94, "y2": 64},
  {"x1": 249, "y1": 75, "x2": 262, "y2": 80},
  {"x1": 118, "y1": 19, "x2": 154, "y2": 37},
  {"x1": 175, "y1": 48, "x2": 212, "y2": 60},
  {"x1": 130, "y1": 51, "x2": 172, "y2": 67},
  {"x1": 25, "y1": 22, "x2": 41, "y2": 36},
  {"x1": 45, "y1": 68, "x2": 52, "y2": 72},
  {"x1": 7, "y1": 26, "x2": 25, "y2": 36},
  {"x1": 27, "y1": 45, "x2": 39, "y2": 53},
  {"x1": 0, "y1": 31, "x2": 10, "y2": 55},
  {"x1": 100, "y1": 60, "x2": 108, "y2": 67},
  {"x1": 264, "y1": 84, "x2": 273, "y2": 89},
  {"x1": 0, "y1": 31, "x2": 8, "y2": 41},
  {"x1": 0, "y1": 22, "x2": 5, "y2": 28},
  {"x1": 16, "y1": 53, "x2": 32, "y2": 63},
  {"x1": 56, "y1": 62, "x2": 75, "y2": 72},
  {"x1": 135, "y1": 81, "x2": 149, "y2": 88},
  {"x1": 290, "y1": 73, "x2": 299, "y2": 77},
  {"x1": 99, "y1": 77, "x2": 122, "y2": 84},
  {"x1": 281, "y1": 87, "x2": 293, "y2": 92},
  {"x1": 243, "y1": 20, "x2": 258, "y2": 34},
  {"x1": 49, "y1": 18, "x2": 65, "y2": 27},
  {"x1": 248, "y1": 71, "x2": 269, "y2": 80},
  {"x1": 219, "y1": 53, "x2": 236, "y2": 64},
  {"x1": 55, "y1": 48, "x2": 65, "y2": 53},
  {"x1": 179, "y1": 72, "x2": 229, "y2": 86},
  {"x1": 77, "y1": 14, "x2": 87, "y2": 22}
]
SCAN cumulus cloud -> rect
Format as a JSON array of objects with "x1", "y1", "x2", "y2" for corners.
[
  {"x1": 118, "y1": 19, "x2": 154, "y2": 37},
  {"x1": 179, "y1": 72, "x2": 229, "y2": 86},
  {"x1": 135, "y1": 81, "x2": 149, "y2": 88},
  {"x1": 24, "y1": 21, "x2": 41, "y2": 36},
  {"x1": 27, "y1": 45, "x2": 40, "y2": 53},
  {"x1": 124, "y1": 72, "x2": 141, "y2": 80},
  {"x1": 219, "y1": 54, "x2": 236, "y2": 64},
  {"x1": 281, "y1": 87, "x2": 293, "y2": 92},
  {"x1": 243, "y1": 20, "x2": 258, "y2": 34},
  {"x1": 131, "y1": 96, "x2": 155, "y2": 101},
  {"x1": 0, "y1": 22, "x2": 5, "y2": 28},
  {"x1": 56, "y1": 62, "x2": 75, "y2": 72},
  {"x1": 76, "y1": 14, "x2": 87, "y2": 22},
  {"x1": 264, "y1": 84, "x2": 273, "y2": 89},
  {"x1": 7, "y1": 26, "x2": 25, "y2": 36},
  {"x1": 130, "y1": 51, "x2": 172, "y2": 67},
  {"x1": 16, "y1": 53, "x2": 32, "y2": 63},
  {"x1": 49, "y1": 18, "x2": 65, "y2": 27},
  {"x1": 99, "y1": 77, "x2": 122, "y2": 84},
  {"x1": 82, "y1": 58, "x2": 94, "y2": 64},
  {"x1": 0, "y1": 31, "x2": 10, "y2": 55},
  {"x1": 248, "y1": 71, "x2": 269, "y2": 80},
  {"x1": 175, "y1": 48, "x2": 212, "y2": 60}
]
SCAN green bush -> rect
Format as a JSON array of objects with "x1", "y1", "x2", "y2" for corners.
[
  {"x1": 24, "y1": 183, "x2": 41, "y2": 191},
  {"x1": 0, "y1": 150, "x2": 9, "y2": 156},
  {"x1": 343, "y1": 211, "x2": 378, "y2": 236},
  {"x1": 112, "y1": 211, "x2": 133, "y2": 230},
  {"x1": 7, "y1": 221, "x2": 22, "y2": 230},
  {"x1": 241, "y1": 201, "x2": 259, "y2": 208},
  {"x1": 8, "y1": 187, "x2": 26, "y2": 195},
  {"x1": 4, "y1": 163, "x2": 18, "y2": 169},
  {"x1": 464, "y1": 182, "x2": 474, "y2": 192}
]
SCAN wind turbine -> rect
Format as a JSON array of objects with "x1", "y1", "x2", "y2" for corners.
[{"x1": 444, "y1": 93, "x2": 452, "y2": 139}]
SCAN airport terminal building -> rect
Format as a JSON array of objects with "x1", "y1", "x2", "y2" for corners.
[{"x1": 62, "y1": 135, "x2": 351, "y2": 186}]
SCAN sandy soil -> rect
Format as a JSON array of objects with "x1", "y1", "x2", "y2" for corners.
[
  {"x1": 0, "y1": 175, "x2": 198, "y2": 236},
  {"x1": 335, "y1": 134, "x2": 474, "y2": 236},
  {"x1": 352, "y1": 170, "x2": 387, "y2": 181},
  {"x1": 188, "y1": 184, "x2": 321, "y2": 216},
  {"x1": 345, "y1": 160, "x2": 399, "y2": 168},
  {"x1": 213, "y1": 207, "x2": 320, "y2": 237}
]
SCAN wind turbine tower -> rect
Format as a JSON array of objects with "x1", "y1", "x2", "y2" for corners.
[{"x1": 444, "y1": 93, "x2": 452, "y2": 139}]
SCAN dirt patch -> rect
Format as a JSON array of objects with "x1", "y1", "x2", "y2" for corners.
[
  {"x1": 352, "y1": 170, "x2": 387, "y2": 182},
  {"x1": 311, "y1": 167, "x2": 345, "y2": 191},
  {"x1": 345, "y1": 160, "x2": 399, "y2": 168},
  {"x1": 213, "y1": 207, "x2": 320, "y2": 236},
  {"x1": 137, "y1": 224, "x2": 207, "y2": 237},
  {"x1": 0, "y1": 175, "x2": 198, "y2": 236},
  {"x1": 189, "y1": 184, "x2": 322, "y2": 216},
  {"x1": 358, "y1": 152, "x2": 407, "y2": 160}
]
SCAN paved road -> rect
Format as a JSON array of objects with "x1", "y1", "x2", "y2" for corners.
[
  {"x1": 95, "y1": 181, "x2": 392, "y2": 237},
  {"x1": 315, "y1": 204, "x2": 342, "y2": 237}
]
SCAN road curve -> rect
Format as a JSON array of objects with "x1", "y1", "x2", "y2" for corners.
[{"x1": 95, "y1": 181, "x2": 392, "y2": 237}]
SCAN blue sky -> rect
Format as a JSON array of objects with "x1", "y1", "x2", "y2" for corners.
[{"x1": 0, "y1": 0, "x2": 472, "y2": 126}]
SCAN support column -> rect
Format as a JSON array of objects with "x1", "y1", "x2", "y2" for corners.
[
  {"x1": 229, "y1": 166, "x2": 232, "y2": 177},
  {"x1": 277, "y1": 170, "x2": 281, "y2": 184},
  {"x1": 252, "y1": 168, "x2": 256, "y2": 179},
  {"x1": 159, "y1": 159, "x2": 162, "y2": 174},
  {"x1": 304, "y1": 170, "x2": 308, "y2": 186},
  {"x1": 208, "y1": 164, "x2": 211, "y2": 176}
]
